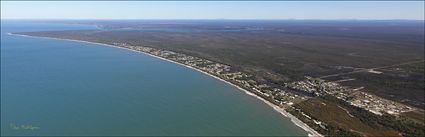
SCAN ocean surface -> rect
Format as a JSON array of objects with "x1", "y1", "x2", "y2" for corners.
[{"x1": 1, "y1": 21, "x2": 307, "y2": 136}]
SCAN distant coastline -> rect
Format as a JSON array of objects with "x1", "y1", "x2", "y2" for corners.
[{"x1": 8, "y1": 32, "x2": 322, "y2": 137}]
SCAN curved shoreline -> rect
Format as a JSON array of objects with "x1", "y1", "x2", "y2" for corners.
[{"x1": 8, "y1": 33, "x2": 322, "y2": 137}]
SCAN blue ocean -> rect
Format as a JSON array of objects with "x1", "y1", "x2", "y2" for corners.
[{"x1": 1, "y1": 21, "x2": 307, "y2": 136}]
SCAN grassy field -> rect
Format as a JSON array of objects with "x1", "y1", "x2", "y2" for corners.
[
  {"x1": 293, "y1": 95, "x2": 425, "y2": 136},
  {"x1": 402, "y1": 110, "x2": 425, "y2": 124},
  {"x1": 294, "y1": 97, "x2": 400, "y2": 136}
]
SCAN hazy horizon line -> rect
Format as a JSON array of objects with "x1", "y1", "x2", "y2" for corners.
[{"x1": 2, "y1": 18, "x2": 424, "y2": 21}]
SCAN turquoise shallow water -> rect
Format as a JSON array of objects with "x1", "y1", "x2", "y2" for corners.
[{"x1": 1, "y1": 21, "x2": 307, "y2": 136}]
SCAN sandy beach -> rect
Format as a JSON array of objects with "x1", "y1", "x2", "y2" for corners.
[{"x1": 9, "y1": 33, "x2": 323, "y2": 137}]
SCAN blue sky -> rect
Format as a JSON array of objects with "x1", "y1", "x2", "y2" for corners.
[{"x1": 1, "y1": 1, "x2": 424, "y2": 20}]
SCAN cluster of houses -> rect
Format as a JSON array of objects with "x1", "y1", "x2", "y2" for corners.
[{"x1": 287, "y1": 76, "x2": 414, "y2": 115}]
